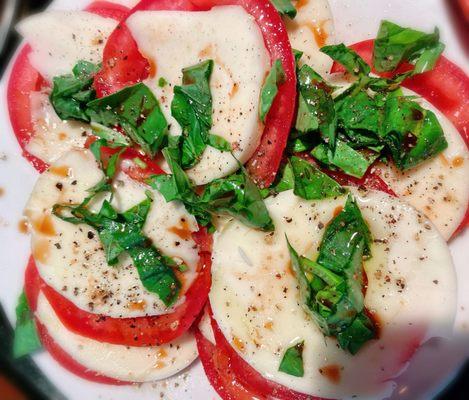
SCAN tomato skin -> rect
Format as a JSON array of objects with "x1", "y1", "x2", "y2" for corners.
[
  {"x1": 330, "y1": 40, "x2": 469, "y2": 236},
  {"x1": 7, "y1": 46, "x2": 49, "y2": 173},
  {"x1": 95, "y1": 0, "x2": 296, "y2": 188},
  {"x1": 30, "y1": 225, "x2": 211, "y2": 347},
  {"x1": 7, "y1": 1, "x2": 130, "y2": 173}
]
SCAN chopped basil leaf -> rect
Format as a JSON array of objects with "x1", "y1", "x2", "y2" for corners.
[
  {"x1": 53, "y1": 191, "x2": 181, "y2": 306},
  {"x1": 295, "y1": 65, "x2": 336, "y2": 145},
  {"x1": 373, "y1": 20, "x2": 444, "y2": 73},
  {"x1": 293, "y1": 48, "x2": 304, "y2": 66},
  {"x1": 286, "y1": 195, "x2": 377, "y2": 354},
  {"x1": 321, "y1": 44, "x2": 371, "y2": 77},
  {"x1": 317, "y1": 195, "x2": 371, "y2": 270},
  {"x1": 171, "y1": 60, "x2": 214, "y2": 168},
  {"x1": 13, "y1": 291, "x2": 41, "y2": 358},
  {"x1": 208, "y1": 134, "x2": 232, "y2": 152},
  {"x1": 259, "y1": 59, "x2": 286, "y2": 122},
  {"x1": 148, "y1": 149, "x2": 274, "y2": 231},
  {"x1": 90, "y1": 122, "x2": 130, "y2": 147},
  {"x1": 288, "y1": 156, "x2": 345, "y2": 199},
  {"x1": 279, "y1": 341, "x2": 305, "y2": 377},
  {"x1": 50, "y1": 60, "x2": 100, "y2": 122},
  {"x1": 158, "y1": 77, "x2": 168, "y2": 87},
  {"x1": 87, "y1": 83, "x2": 167, "y2": 156},
  {"x1": 271, "y1": 0, "x2": 297, "y2": 19},
  {"x1": 381, "y1": 96, "x2": 447, "y2": 169}
]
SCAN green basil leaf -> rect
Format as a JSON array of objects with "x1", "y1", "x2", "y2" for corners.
[
  {"x1": 128, "y1": 246, "x2": 181, "y2": 306},
  {"x1": 295, "y1": 65, "x2": 336, "y2": 145},
  {"x1": 13, "y1": 292, "x2": 41, "y2": 358},
  {"x1": 171, "y1": 60, "x2": 214, "y2": 168},
  {"x1": 91, "y1": 122, "x2": 130, "y2": 147},
  {"x1": 259, "y1": 59, "x2": 285, "y2": 122},
  {"x1": 50, "y1": 60, "x2": 99, "y2": 121},
  {"x1": 289, "y1": 156, "x2": 345, "y2": 200},
  {"x1": 279, "y1": 341, "x2": 305, "y2": 377},
  {"x1": 271, "y1": 0, "x2": 297, "y2": 19},
  {"x1": 381, "y1": 96, "x2": 448, "y2": 170},
  {"x1": 321, "y1": 44, "x2": 371, "y2": 77},
  {"x1": 373, "y1": 20, "x2": 444, "y2": 73},
  {"x1": 158, "y1": 77, "x2": 168, "y2": 87},
  {"x1": 208, "y1": 134, "x2": 232, "y2": 152},
  {"x1": 87, "y1": 83, "x2": 168, "y2": 156},
  {"x1": 293, "y1": 48, "x2": 304, "y2": 66},
  {"x1": 317, "y1": 195, "x2": 372, "y2": 272}
]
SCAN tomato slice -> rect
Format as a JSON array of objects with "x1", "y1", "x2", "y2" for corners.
[
  {"x1": 6, "y1": 1, "x2": 130, "y2": 173},
  {"x1": 196, "y1": 306, "x2": 325, "y2": 400},
  {"x1": 330, "y1": 40, "x2": 469, "y2": 236},
  {"x1": 30, "y1": 226, "x2": 211, "y2": 347},
  {"x1": 94, "y1": 0, "x2": 296, "y2": 188},
  {"x1": 23, "y1": 258, "x2": 127, "y2": 386}
]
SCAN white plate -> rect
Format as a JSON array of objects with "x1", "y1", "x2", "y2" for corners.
[{"x1": 0, "y1": 0, "x2": 467, "y2": 399}]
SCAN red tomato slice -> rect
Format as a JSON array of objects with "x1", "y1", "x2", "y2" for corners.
[
  {"x1": 330, "y1": 40, "x2": 469, "y2": 236},
  {"x1": 6, "y1": 1, "x2": 130, "y2": 173},
  {"x1": 31, "y1": 226, "x2": 211, "y2": 347},
  {"x1": 24, "y1": 258, "x2": 127, "y2": 386},
  {"x1": 197, "y1": 306, "x2": 325, "y2": 400},
  {"x1": 94, "y1": 0, "x2": 296, "y2": 188}
]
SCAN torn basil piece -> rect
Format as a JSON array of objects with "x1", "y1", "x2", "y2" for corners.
[
  {"x1": 148, "y1": 149, "x2": 274, "y2": 231},
  {"x1": 87, "y1": 83, "x2": 168, "y2": 156},
  {"x1": 271, "y1": 0, "x2": 297, "y2": 19},
  {"x1": 321, "y1": 43, "x2": 371, "y2": 77},
  {"x1": 295, "y1": 65, "x2": 336, "y2": 145},
  {"x1": 171, "y1": 60, "x2": 214, "y2": 168},
  {"x1": 13, "y1": 291, "x2": 41, "y2": 358},
  {"x1": 381, "y1": 96, "x2": 448, "y2": 170},
  {"x1": 288, "y1": 156, "x2": 345, "y2": 199},
  {"x1": 279, "y1": 341, "x2": 305, "y2": 377},
  {"x1": 373, "y1": 20, "x2": 444, "y2": 73},
  {"x1": 259, "y1": 59, "x2": 286, "y2": 123},
  {"x1": 50, "y1": 60, "x2": 99, "y2": 122},
  {"x1": 286, "y1": 195, "x2": 377, "y2": 354}
]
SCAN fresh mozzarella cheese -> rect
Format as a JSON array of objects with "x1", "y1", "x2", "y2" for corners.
[
  {"x1": 26, "y1": 91, "x2": 90, "y2": 164},
  {"x1": 24, "y1": 149, "x2": 199, "y2": 318},
  {"x1": 36, "y1": 292, "x2": 197, "y2": 382},
  {"x1": 17, "y1": 11, "x2": 117, "y2": 82},
  {"x1": 285, "y1": 0, "x2": 334, "y2": 76},
  {"x1": 376, "y1": 91, "x2": 469, "y2": 240},
  {"x1": 209, "y1": 189, "x2": 456, "y2": 398},
  {"x1": 126, "y1": 6, "x2": 270, "y2": 185}
]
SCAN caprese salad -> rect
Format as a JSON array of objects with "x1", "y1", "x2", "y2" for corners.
[{"x1": 6, "y1": 0, "x2": 468, "y2": 398}]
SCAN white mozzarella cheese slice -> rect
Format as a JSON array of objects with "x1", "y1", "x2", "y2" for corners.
[
  {"x1": 285, "y1": 0, "x2": 334, "y2": 76},
  {"x1": 210, "y1": 189, "x2": 456, "y2": 398},
  {"x1": 376, "y1": 91, "x2": 469, "y2": 240},
  {"x1": 36, "y1": 292, "x2": 197, "y2": 382},
  {"x1": 17, "y1": 11, "x2": 117, "y2": 82},
  {"x1": 126, "y1": 6, "x2": 270, "y2": 185},
  {"x1": 26, "y1": 91, "x2": 90, "y2": 164},
  {"x1": 24, "y1": 149, "x2": 199, "y2": 318}
]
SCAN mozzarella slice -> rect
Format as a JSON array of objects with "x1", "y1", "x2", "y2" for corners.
[
  {"x1": 17, "y1": 11, "x2": 117, "y2": 82},
  {"x1": 36, "y1": 292, "x2": 197, "y2": 382},
  {"x1": 285, "y1": 0, "x2": 334, "y2": 76},
  {"x1": 24, "y1": 149, "x2": 199, "y2": 318},
  {"x1": 26, "y1": 91, "x2": 90, "y2": 164},
  {"x1": 126, "y1": 6, "x2": 270, "y2": 185},
  {"x1": 209, "y1": 189, "x2": 456, "y2": 398},
  {"x1": 376, "y1": 92, "x2": 469, "y2": 240}
]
